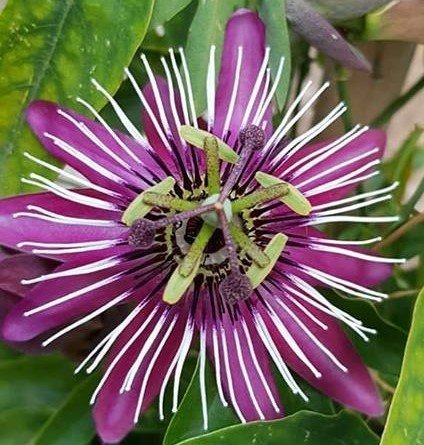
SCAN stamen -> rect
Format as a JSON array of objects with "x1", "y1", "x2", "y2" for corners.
[
  {"x1": 228, "y1": 223, "x2": 270, "y2": 268},
  {"x1": 205, "y1": 136, "x2": 220, "y2": 194},
  {"x1": 179, "y1": 224, "x2": 215, "y2": 277},
  {"x1": 142, "y1": 192, "x2": 199, "y2": 212},
  {"x1": 122, "y1": 177, "x2": 175, "y2": 226},
  {"x1": 255, "y1": 172, "x2": 311, "y2": 216},
  {"x1": 231, "y1": 183, "x2": 289, "y2": 213},
  {"x1": 179, "y1": 126, "x2": 238, "y2": 164},
  {"x1": 247, "y1": 233, "x2": 287, "y2": 288}
]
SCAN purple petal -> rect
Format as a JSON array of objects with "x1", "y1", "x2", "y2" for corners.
[
  {"x1": 279, "y1": 129, "x2": 386, "y2": 205},
  {"x1": 258, "y1": 287, "x2": 383, "y2": 416},
  {"x1": 205, "y1": 307, "x2": 283, "y2": 422},
  {"x1": 26, "y1": 101, "x2": 160, "y2": 197},
  {"x1": 94, "y1": 302, "x2": 189, "y2": 443},
  {"x1": 0, "y1": 192, "x2": 127, "y2": 260},
  {"x1": 286, "y1": 0, "x2": 371, "y2": 71},
  {"x1": 0, "y1": 252, "x2": 57, "y2": 296},
  {"x1": 142, "y1": 77, "x2": 195, "y2": 180},
  {"x1": 214, "y1": 9, "x2": 271, "y2": 146},
  {"x1": 1, "y1": 257, "x2": 150, "y2": 342},
  {"x1": 286, "y1": 227, "x2": 391, "y2": 287}
]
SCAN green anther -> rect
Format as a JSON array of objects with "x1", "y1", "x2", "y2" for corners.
[
  {"x1": 142, "y1": 192, "x2": 199, "y2": 212},
  {"x1": 247, "y1": 233, "x2": 288, "y2": 288},
  {"x1": 122, "y1": 177, "x2": 175, "y2": 226},
  {"x1": 204, "y1": 136, "x2": 221, "y2": 195},
  {"x1": 163, "y1": 256, "x2": 202, "y2": 305},
  {"x1": 229, "y1": 223, "x2": 270, "y2": 268},
  {"x1": 180, "y1": 125, "x2": 239, "y2": 164},
  {"x1": 179, "y1": 223, "x2": 215, "y2": 277},
  {"x1": 255, "y1": 172, "x2": 312, "y2": 216},
  {"x1": 231, "y1": 183, "x2": 289, "y2": 213}
]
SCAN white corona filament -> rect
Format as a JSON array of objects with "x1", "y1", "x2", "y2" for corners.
[
  {"x1": 134, "y1": 315, "x2": 178, "y2": 423},
  {"x1": 91, "y1": 78, "x2": 147, "y2": 145},
  {"x1": 253, "y1": 56, "x2": 285, "y2": 126},
  {"x1": 21, "y1": 174, "x2": 116, "y2": 211},
  {"x1": 221, "y1": 46, "x2": 243, "y2": 139},
  {"x1": 56, "y1": 109, "x2": 133, "y2": 171},
  {"x1": 42, "y1": 290, "x2": 131, "y2": 347},
  {"x1": 206, "y1": 45, "x2": 216, "y2": 131},
  {"x1": 169, "y1": 48, "x2": 190, "y2": 125},
  {"x1": 76, "y1": 96, "x2": 144, "y2": 164},
  {"x1": 240, "y1": 321, "x2": 281, "y2": 413},
  {"x1": 240, "y1": 47, "x2": 271, "y2": 130},
  {"x1": 199, "y1": 327, "x2": 209, "y2": 430},
  {"x1": 90, "y1": 306, "x2": 161, "y2": 404},
  {"x1": 43, "y1": 132, "x2": 126, "y2": 186},
  {"x1": 273, "y1": 103, "x2": 348, "y2": 167},
  {"x1": 233, "y1": 328, "x2": 265, "y2": 420},
  {"x1": 212, "y1": 327, "x2": 228, "y2": 406},
  {"x1": 23, "y1": 152, "x2": 119, "y2": 197},
  {"x1": 178, "y1": 47, "x2": 198, "y2": 128}
]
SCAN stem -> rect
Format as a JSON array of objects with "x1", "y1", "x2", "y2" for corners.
[
  {"x1": 372, "y1": 75, "x2": 424, "y2": 127},
  {"x1": 376, "y1": 212, "x2": 424, "y2": 251},
  {"x1": 336, "y1": 65, "x2": 354, "y2": 132}
]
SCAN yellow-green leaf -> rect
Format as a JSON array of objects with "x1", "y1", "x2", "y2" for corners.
[
  {"x1": 247, "y1": 233, "x2": 287, "y2": 288},
  {"x1": 380, "y1": 286, "x2": 424, "y2": 445},
  {"x1": 0, "y1": 0, "x2": 154, "y2": 196},
  {"x1": 122, "y1": 177, "x2": 175, "y2": 226},
  {"x1": 255, "y1": 171, "x2": 312, "y2": 216},
  {"x1": 179, "y1": 126, "x2": 239, "y2": 164}
]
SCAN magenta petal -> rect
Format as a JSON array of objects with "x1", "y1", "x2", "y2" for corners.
[
  {"x1": 205, "y1": 307, "x2": 283, "y2": 422},
  {"x1": 26, "y1": 101, "x2": 157, "y2": 196},
  {"x1": 259, "y1": 289, "x2": 383, "y2": 416},
  {"x1": 1, "y1": 258, "x2": 143, "y2": 342},
  {"x1": 94, "y1": 303, "x2": 189, "y2": 443},
  {"x1": 0, "y1": 192, "x2": 127, "y2": 259},
  {"x1": 286, "y1": 227, "x2": 392, "y2": 287},
  {"x1": 214, "y1": 9, "x2": 271, "y2": 145},
  {"x1": 279, "y1": 129, "x2": 386, "y2": 205},
  {"x1": 0, "y1": 253, "x2": 57, "y2": 296}
]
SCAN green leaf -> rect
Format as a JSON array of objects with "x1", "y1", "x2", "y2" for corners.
[
  {"x1": 31, "y1": 374, "x2": 99, "y2": 445},
  {"x1": 260, "y1": 0, "x2": 291, "y2": 110},
  {"x1": 173, "y1": 410, "x2": 378, "y2": 445},
  {"x1": 326, "y1": 293, "x2": 407, "y2": 377},
  {"x1": 0, "y1": 354, "x2": 79, "y2": 412},
  {"x1": 381, "y1": 286, "x2": 424, "y2": 445},
  {"x1": 164, "y1": 359, "x2": 238, "y2": 445},
  {"x1": 0, "y1": 0, "x2": 154, "y2": 196},
  {"x1": 0, "y1": 407, "x2": 51, "y2": 445},
  {"x1": 184, "y1": 0, "x2": 241, "y2": 114},
  {"x1": 149, "y1": 0, "x2": 194, "y2": 28}
]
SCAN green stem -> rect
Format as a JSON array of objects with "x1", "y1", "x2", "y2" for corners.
[
  {"x1": 372, "y1": 75, "x2": 424, "y2": 127},
  {"x1": 336, "y1": 65, "x2": 354, "y2": 132}
]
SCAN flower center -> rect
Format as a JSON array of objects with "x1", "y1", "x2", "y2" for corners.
[{"x1": 122, "y1": 125, "x2": 312, "y2": 306}]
